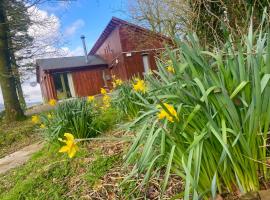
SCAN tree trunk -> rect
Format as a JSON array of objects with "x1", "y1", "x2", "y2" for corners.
[
  {"x1": 10, "y1": 54, "x2": 27, "y2": 110},
  {"x1": 13, "y1": 65, "x2": 27, "y2": 110},
  {"x1": 0, "y1": 2, "x2": 24, "y2": 121}
]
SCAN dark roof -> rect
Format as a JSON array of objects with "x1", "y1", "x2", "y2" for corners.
[
  {"x1": 89, "y1": 17, "x2": 171, "y2": 55},
  {"x1": 36, "y1": 55, "x2": 107, "y2": 72}
]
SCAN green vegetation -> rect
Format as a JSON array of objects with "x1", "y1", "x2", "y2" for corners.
[
  {"x1": 85, "y1": 153, "x2": 121, "y2": 186},
  {"x1": 112, "y1": 79, "x2": 148, "y2": 119},
  {"x1": 41, "y1": 98, "x2": 122, "y2": 141},
  {"x1": 0, "y1": 117, "x2": 39, "y2": 158},
  {"x1": 0, "y1": 143, "x2": 122, "y2": 200},
  {"x1": 121, "y1": 22, "x2": 270, "y2": 198}
]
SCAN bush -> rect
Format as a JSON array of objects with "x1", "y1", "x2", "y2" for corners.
[{"x1": 123, "y1": 24, "x2": 270, "y2": 198}]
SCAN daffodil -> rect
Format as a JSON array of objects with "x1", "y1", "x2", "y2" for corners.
[
  {"x1": 87, "y1": 96, "x2": 95, "y2": 102},
  {"x1": 112, "y1": 78, "x2": 123, "y2": 88},
  {"x1": 133, "y1": 78, "x2": 147, "y2": 93},
  {"x1": 47, "y1": 114, "x2": 53, "y2": 119},
  {"x1": 167, "y1": 66, "x2": 175, "y2": 73},
  {"x1": 48, "y1": 99, "x2": 57, "y2": 106},
  {"x1": 102, "y1": 94, "x2": 111, "y2": 109},
  {"x1": 59, "y1": 133, "x2": 78, "y2": 158},
  {"x1": 31, "y1": 115, "x2": 40, "y2": 124},
  {"x1": 157, "y1": 103, "x2": 178, "y2": 122},
  {"x1": 40, "y1": 124, "x2": 46, "y2": 129},
  {"x1": 101, "y1": 88, "x2": 107, "y2": 95}
]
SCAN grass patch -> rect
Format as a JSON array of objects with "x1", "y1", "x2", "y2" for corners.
[
  {"x1": 0, "y1": 117, "x2": 40, "y2": 158},
  {"x1": 0, "y1": 142, "x2": 123, "y2": 200},
  {"x1": 85, "y1": 153, "x2": 121, "y2": 186}
]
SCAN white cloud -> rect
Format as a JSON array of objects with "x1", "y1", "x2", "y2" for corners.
[
  {"x1": 0, "y1": 8, "x2": 87, "y2": 106},
  {"x1": 0, "y1": 6, "x2": 70, "y2": 105},
  {"x1": 66, "y1": 46, "x2": 84, "y2": 56},
  {"x1": 42, "y1": 1, "x2": 71, "y2": 13},
  {"x1": 64, "y1": 19, "x2": 85, "y2": 37}
]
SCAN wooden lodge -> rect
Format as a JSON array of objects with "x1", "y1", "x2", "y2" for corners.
[{"x1": 36, "y1": 17, "x2": 171, "y2": 101}]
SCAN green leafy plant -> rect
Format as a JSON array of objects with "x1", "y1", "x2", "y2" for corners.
[
  {"x1": 92, "y1": 107, "x2": 123, "y2": 133},
  {"x1": 41, "y1": 99, "x2": 99, "y2": 141},
  {"x1": 41, "y1": 98, "x2": 123, "y2": 142},
  {"x1": 112, "y1": 78, "x2": 149, "y2": 119},
  {"x1": 123, "y1": 20, "x2": 270, "y2": 199}
]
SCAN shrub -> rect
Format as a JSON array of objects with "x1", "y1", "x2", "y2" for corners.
[{"x1": 124, "y1": 23, "x2": 270, "y2": 198}]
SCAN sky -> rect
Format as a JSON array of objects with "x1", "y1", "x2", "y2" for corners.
[{"x1": 0, "y1": 0, "x2": 127, "y2": 105}]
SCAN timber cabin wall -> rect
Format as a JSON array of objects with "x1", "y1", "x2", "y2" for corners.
[
  {"x1": 39, "y1": 70, "x2": 57, "y2": 101},
  {"x1": 119, "y1": 25, "x2": 170, "y2": 79},
  {"x1": 72, "y1": 68, "x2": 105, "y2": 96},
  {"x1": 94, "y1": 27, "x2": 128, "y2": 81}
]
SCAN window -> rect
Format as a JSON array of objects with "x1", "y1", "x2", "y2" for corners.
[{"x1": 142, "y1": 54, "x2": 150, "y2": 73}]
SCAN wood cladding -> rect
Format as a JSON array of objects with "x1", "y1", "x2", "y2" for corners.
[
  {"x1": 38, "y1": 18, "x2": 172, "y2": 102},
  {"x1": 72, "y1": 69, "x2": 105, "y2": 96},
  {"x1": 40, "y1": 71, "x2": 57, "y2": 101}
]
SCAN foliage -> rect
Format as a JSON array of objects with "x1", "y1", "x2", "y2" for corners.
[
  {"x1": 127, "y1": 0, "x2": 270, "y2": 47},
  {"x1": 92, "y1": 107, "x2": 123, "y2": 134},
  {"x1": 123, "y1": 21, "x2": 270, "y2": 198},
  {"x1": 40, "y1": 98, "x2": 122, "y2": 142},
  {"x1": 188, "y1": 0, "x2": 270, "y2": 46},
  {"x1": 112, "y1": 79, "x2": 149, "y2": 119},
  {"x1": 40, "y1": 99, "x2": 97, "y2": 141}
]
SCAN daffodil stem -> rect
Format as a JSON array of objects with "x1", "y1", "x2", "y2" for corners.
[{"x1": 75, "y1": 136, "x2": 133, "y2": 142}]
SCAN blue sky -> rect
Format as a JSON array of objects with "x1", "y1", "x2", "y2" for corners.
[
  {"x1": 0, "y1": 0, "x2": 129, "y2": 104},
  {"x1": 42, "y1": 0, "x2": 127, "y2": 55}
]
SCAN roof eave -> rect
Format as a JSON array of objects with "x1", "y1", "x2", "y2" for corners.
[{"x1": 44, "y1": 64, "x2": 108, "y2": 73}]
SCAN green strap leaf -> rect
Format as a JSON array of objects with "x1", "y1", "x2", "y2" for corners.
[{"x1": 230, "y1": 81, "x2": 248, "y2": 99}]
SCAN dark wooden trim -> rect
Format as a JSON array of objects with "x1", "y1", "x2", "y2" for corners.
[{"x1": 45, "y1": 64, "x2": 108, "y2": 73}]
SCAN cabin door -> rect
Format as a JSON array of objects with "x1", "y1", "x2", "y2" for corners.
[
  {"x1": 52, "y1": 73, "x2": 72, "y2": 100},
  {"x1": 67, "y1": 73, "x2": 76, "y2": 97}
]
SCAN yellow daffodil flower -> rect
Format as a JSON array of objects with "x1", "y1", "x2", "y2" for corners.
[
  {"x1": 47, "y1": 114, "x2": 53, "y2": 119},
  {"x1": 133, "y1": 78, "x2": 147, "y2": 93},
  {"x1": 48, "y1": 99, "x2": 57, "y2": 106},
  {"x1": 102, "y1": 94, "x2": 111, "y2": 109},
  {"x1": 40, "y1": 124, "x2": 46, "y2": 129},
  {"x1": 167, "y1": 66, "x2": 175, "y2": 73},
  {"x1": 31, "y1": 115, "x2": 40, "y2": 124},
  {"x1": 87, "y1": 96, "x2": 95, "y2": 102},
  {"x1": 112, "y1": 78, "x2": 123, "y2": 88},
  {"x1": 157, "y1": 103, "x2": 178, "y2": 122},
  {"x1": 59, "y1": 133, "x2": 78, "y2": 158},
  {"x1": 101, "y1": 88, "x2": 107, "y2": 95}
]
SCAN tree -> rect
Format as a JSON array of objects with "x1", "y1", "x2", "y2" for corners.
[
  {"x1": 6, "y1": 0, "x2": 33, "y2": 109},
  {"x1": 127, "y1": 0, "x2": 270, "y2": 46},
  {"x1": 188, "y1": 0, "x2": 270, "y2": 46},
  {"x1": 127, "y1": 0, "x2": 190, "y2": 39},
  {"x1": 0, "y1": 1, "x2": 25, "y2": 121}
]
